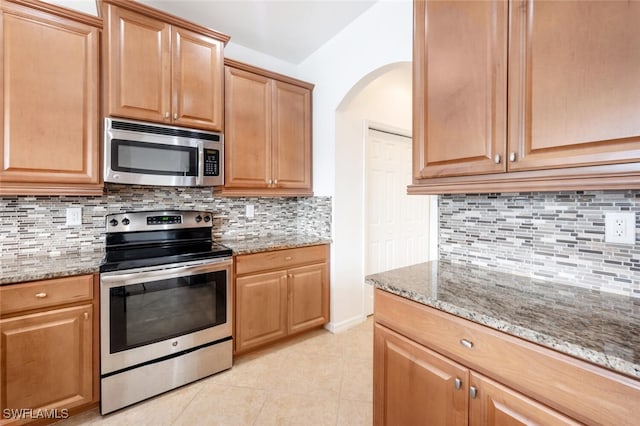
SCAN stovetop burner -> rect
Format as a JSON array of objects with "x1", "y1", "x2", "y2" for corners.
[{"x1": 100, "y1": 210, "x2": 232, "y2": 273}]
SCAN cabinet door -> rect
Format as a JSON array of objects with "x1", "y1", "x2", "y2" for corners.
[
  {"x1": 508, "y1": 0, "x2": 640, "y2": 171},
  {"x1": 0, "y1": 4, "x2": 99, "y2": 189},
  {"x1": 469, "y1": 373, "x2": 580, "y2": 426},
  {"x1": 374, "y1": 324, "x2": 468, "y2": 426},
  {"x1": 272, "y1": 80, "x2": 312, "y2": 190},
  {"x1": 224, "y1": 66, "x2": 272, "y2": 189},
  {"x1": 105, "y1": 4, "x2": 171, "y2": 123},
  {"x1": 287, "y1": 263, "x2": 328, "y2": 334},
  {"x1": 235, "y1": 270, "x2": 287, "y2": 353},
  {"x1": 413, "y1": 0, "x2": 507, "y2": 179},
  {"x1": 172, "y1": 26, "x2": 224, "y2": 131},
  {"x1": 0, "y1": 305, "x2": 93, "y2": 412}
]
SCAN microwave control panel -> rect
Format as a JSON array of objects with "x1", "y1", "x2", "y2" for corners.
[{"x1": 204, "y1": 150, "x2": 220, "y2": 176}]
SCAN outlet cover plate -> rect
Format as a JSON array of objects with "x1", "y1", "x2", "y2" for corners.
[
  {"x1": 66, "y1": 207, "x2": 82, "y2": 226},
  {"x1": 605, "y1": 212, "x2": 636, "y2": 244},
  {"x1": 245, "y1": 204, "x2": 255, "y2": 219}
]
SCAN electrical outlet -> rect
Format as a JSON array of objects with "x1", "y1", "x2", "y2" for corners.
[
  {"x1": 604, "y1": 212, "x2": 636, "y2": 244},
  {"x1": 245, "y1": 204, "x2": 255, "y2": 219},
  {"x1": 66, "y1": 207, "x2": 82, "y2": 226}
]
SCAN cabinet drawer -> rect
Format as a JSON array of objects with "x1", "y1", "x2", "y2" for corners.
[
  {"x1": 236, "y1": 245, "x2": 328, "y2": 275},
  {"x1": 375, "y1": 289, "x2": 640, "y2": 426},
  {"x1": 1, "y1": 275, "x2": 94, "y2": 315}
]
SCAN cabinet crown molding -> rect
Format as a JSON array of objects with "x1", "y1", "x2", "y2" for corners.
[
  {"x1": 98, "y1": 0, "x2": 230, "y2": 43},
  {"x1": 1, "y1": 0, "x2": 103, "y2": 27}
]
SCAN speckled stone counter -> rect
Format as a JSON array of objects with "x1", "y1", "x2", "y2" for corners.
[
  {"x1": 1, "y1": 235, "x2": 331, "y2": 285},
  {"x1": 219, "y1": 234, "x2": 332, "y2": 255},
  {"x1": 366, "y1": 261, "x2": 640, "y2": 379},
  {"x1": 0, "y1": 250, "x2": 104, "y2": 285}
]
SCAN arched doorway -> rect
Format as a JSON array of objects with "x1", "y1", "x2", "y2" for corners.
[{"x1": 332, "y1": 62, "x2": 437, "y2": 324}]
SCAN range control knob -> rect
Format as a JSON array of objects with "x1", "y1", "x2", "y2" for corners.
[
  {"x1": 122, "y1": 218, "x2": 130, "y2": 226},
  {"x1": 109, "y1": 219, "x2": 118, "y2": 227},
  {"x1": 204, "y1": 215, "x2": 211, "y2": 223},
  {"x1": 195, "y1": 215, "x2": 203, "y2": 223}
]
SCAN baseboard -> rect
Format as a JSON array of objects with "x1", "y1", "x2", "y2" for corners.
[{"x1": 324, "y1": 314, "x2": 367, "y2": 333}]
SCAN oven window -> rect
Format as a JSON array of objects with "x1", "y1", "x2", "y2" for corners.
[
  {"x1": 109, "y1": 270, "x2": 227, "y2": 354},
  {"x1": 111, "y1": 140, "x2": 197, "y2": 176}
]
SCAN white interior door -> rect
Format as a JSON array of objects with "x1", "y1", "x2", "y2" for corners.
[{"x1": 364, "y1": 128, "x2": 431, "y2": 314}]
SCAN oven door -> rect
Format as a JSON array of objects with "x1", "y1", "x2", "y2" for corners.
[{"x1": 100, "y1": 257, "x2": 232, "y2": 375}]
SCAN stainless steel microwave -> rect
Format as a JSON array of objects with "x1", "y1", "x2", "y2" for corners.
[{"x1": 104, "y1": 118, "x2": 224, "y2": 187}]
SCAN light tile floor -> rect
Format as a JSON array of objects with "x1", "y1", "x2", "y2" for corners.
[{"x1": 59, "y1": 317, "x2": 373, "y2": 426}]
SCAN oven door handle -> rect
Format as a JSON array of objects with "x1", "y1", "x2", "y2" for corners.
[{"x1": 101, "y1": 258, "x2": 232, "y2": 287}]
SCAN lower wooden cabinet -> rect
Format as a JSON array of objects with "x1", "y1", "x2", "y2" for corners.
[
  {"x1": 234, "y1": 245, "x2": 329, "y2": 354},
  {"x1": 236, "y1": 270, "x2": 289, "y2": 351},
  {"x1": 0, "y1": 275, "x2": 98, "y2": 424},
  {"x1": 374, "y1": 289, "x2": 640, "y2": 426},
  {"x1": 375, "y1": 325, "x2": 580, "y2": 426},
  {"x1": 469, "y1": 373, "x2": 579, "y2": 426},
  {"x1": 374, "y1": 324, "x2": 468, "y2": 426}
]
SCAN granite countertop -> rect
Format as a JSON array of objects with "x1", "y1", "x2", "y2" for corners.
[
  {"x1": 0, "y1": 250, "x2": 105, "y2": 286},
  {"x1": 0, "y1": 235, "x2": 331, "y2": 285},
  {"x1": 366, "y1": 261, "x2": 640, "y2": 380},
  {"x1": 219, "y1": 234, "x2": 332, "y2": 255}
]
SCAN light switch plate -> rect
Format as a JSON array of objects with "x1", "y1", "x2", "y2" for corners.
[
  {"x1": 604, "y1": 212, "x2": 636, "y2": 244},
  {"x1": 245, "y1": 204, "x2": 255, "y2": 219},
  {"x1": 66, "y1": 207, "x2": 82, "y2": 226}
]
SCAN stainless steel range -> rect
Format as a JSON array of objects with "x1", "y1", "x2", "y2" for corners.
[{"x1": 99, "y1": 210, "x2": 233, "y2": 414}]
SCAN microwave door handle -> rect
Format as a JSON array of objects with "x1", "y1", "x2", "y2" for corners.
[{"x1": 197, "y1": 142, "x2": 204, "y2": 186}]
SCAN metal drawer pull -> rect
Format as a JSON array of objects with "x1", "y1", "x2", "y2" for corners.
[
  {"x1": 509, "y1": 152, "x2": 517, "y2": 162},
  {"x1": 84, "y1": 312, "x2": 89, "y2": 320},
  {"x1": 35, "y1": 292, "x2": 47, "y2": 298},
  {"x1": 460, "y1": 339, "x2": 474, "y2": 349},
  {"x1": 285, "y1": 256, "x2": 292, "y2": 260},
  {"x1": 454, "y1": 378, "x2": 462, "y2": 390},
  {"x1": 470, "y1": 386, "x2": 478, "y2": 399}
]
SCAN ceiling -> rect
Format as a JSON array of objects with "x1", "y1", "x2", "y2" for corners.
[{"x1": 138, "y1": 0, "x2": 377, "y2": 64}]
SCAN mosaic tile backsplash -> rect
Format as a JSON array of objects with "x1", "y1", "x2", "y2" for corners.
[
  {"x1": 0, "y1": 185, "x2": 332, "y2": 258},
  {"x1": 439, "y1": 191, "x2": 640, "y2": 297}
]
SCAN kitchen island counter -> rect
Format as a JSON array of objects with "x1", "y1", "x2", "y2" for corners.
[{"x1": 366, "y1": 261, "x2": 640, "y2": 379}]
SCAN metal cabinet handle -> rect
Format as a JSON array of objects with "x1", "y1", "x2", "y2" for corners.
[
  {"x1": 173, "y1": 113, "x2": 178, "y2": 120},
  {"x1": 35, "y1": 292, "x2": 47, "y2": 298},
  {"x1": 274, "y1": 179, "x2": 278, "y2": 185},
  {"x1": 494, "y1": 154, "x2": 501, "y2": 164},
  {"x1": 454, "y1": 378, "x2": 462, "y2": 390},
  {"x1": 285, "y1": 256, "x2": 292, "y2": 261},
  {"x1": 509, "y1": 152, "x2": 517, "y2": 162},
  {"x1": 268, "y1": 179, "x2": 273, "y2": 185},
  {"x1": 460, "y1": 339, "x2": 474, "y2": 349},
  {"x1": 470, "y1": 386, "x2": 478, "y2": 399},
  {"x1": 165, "y1": 112, "x2": 170, "y2": 119},
  {"x1": 84, "y1": 312, "x2": 89, "y2": 320}
]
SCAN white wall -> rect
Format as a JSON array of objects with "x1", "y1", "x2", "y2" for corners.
[
  {"x1": 330, "y1": 64, "x2": 416, "y2": 331},
  {"x1": 296, "y1": 1, "x2": 414, "y2": 331},
  {"x1": 296, "y1": 0, "x2": 413, "y2": 197},
  {"x1": 224, "y1": 43, "x2": 299, "y2": 77},
  {"x1": 40, "y1": 0, "x2": 98, "y2": 15}
]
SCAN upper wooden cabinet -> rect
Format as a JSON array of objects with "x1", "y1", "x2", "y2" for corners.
[
  {"x1": 411, "y1": 0, "x2": 640, "y2": 194},
  {"x1": 0, "y1": 0, "x2": 101, "y2": 196},
  {"x1": 221, "y1": 59, "x2": 313, "y2": 196},
  {"x1": 102, "y1": 0, "x2": 228, "y2": 131}
]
